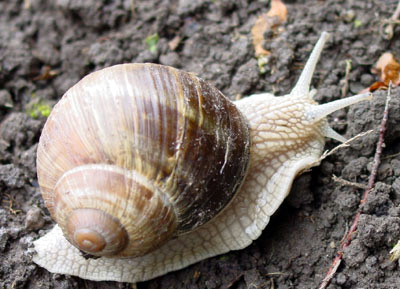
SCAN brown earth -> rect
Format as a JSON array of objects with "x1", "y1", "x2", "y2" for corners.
[{"x1": 1, "y1": 0, "x2": 400, "y2": 288}]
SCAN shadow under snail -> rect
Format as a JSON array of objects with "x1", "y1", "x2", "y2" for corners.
[{"x1": 33, "y1": 32, "x2": 371, "y2": 283}]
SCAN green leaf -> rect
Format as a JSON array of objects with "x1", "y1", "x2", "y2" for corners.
[{"x1": 144, "y1": 33, "x2": 159, "y2": 53}]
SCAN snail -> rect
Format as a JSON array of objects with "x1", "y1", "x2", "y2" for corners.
[{"x1": 33, "y1": 32, "x2": 371, "y2": 283}]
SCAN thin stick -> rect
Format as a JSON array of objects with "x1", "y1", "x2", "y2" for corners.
[
  {"x1": 332, "y1": 175, "x2": 368, "y2": 190},
  {"x1": 382, "y1": 151, "x2": 400, "y2": 160},
  {"x1": 305, "y1": 130, "x2": 373, "y2": 171},
  {"x1": 320, "y1": 130, "x2": 373, "y2": 160},
  {"x1": 4, "y1": 193, "x2": 22, "y2": 215},
  {"x1": 318, "y1": 83, "x2": 392, "y2": 289},
  {"x1": 341, "y1": 60, "x2": 352, "y2": 98},
  {"x1": 380, "y1": 0, "x2": 400, "y2": 39}
]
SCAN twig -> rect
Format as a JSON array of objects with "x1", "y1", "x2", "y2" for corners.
[
  {"x1": 223, "y1": 272, "x2": 244, "y2": 289},
  {"x1": 299, "y1": 130, "x2": 373, "y2": 176},
  {"x1": 332, "y1": 175, "x2": 368, "y2": 190},
  {"x1": 312, "y1": 130, "x2": 373, "y2": 168},
  {"x1": 318, "y1": 83, "x2": 392, "y2": 289},
  {"x1": 390, "y1": 240, "x2": 400, "y2": 261},
  {"x1": 382, "y1": 151, "x2": 400, "y2": 160},
  {"x1": 130, "y1": 0, "x2": 136, "y2": 17},
  {"x1": 4, "y1": 193, "x2": 22, "y2": 215},
  {"x1": 265, "y1": 272, "x2": 287, "y2": 276},
  {"x1": 297, "y1": 130, "x2": 373, "y2": 177},
  {"x1": 269, "y1": 277, "x2": 275, "y2": 289},
  {"x1": 341, "y1": 60, "x2": 352, "y2": 98},
  {"x1": 380, "y1": 0, "x2": 400, "y2": 40}
]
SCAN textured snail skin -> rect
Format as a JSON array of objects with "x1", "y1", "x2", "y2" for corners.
[{"x1": 33, "y1": 32, "x2": 371, "y2": 282}]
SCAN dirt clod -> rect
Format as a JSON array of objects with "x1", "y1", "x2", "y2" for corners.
[{"x1": 25, "y1": 207, "x2": 45, "y2": 231}]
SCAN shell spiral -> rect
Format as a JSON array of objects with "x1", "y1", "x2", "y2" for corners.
[{"x1": 36, "y1": 63, "x2": 251, "y2": 257}]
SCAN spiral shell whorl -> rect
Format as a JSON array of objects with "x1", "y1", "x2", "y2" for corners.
[
  {"x1": 52, "y1": 164, "x2": 177, "y2": 257},
  {"x1": 66, "y1": 208, "x2": 128, "y2": 255}
]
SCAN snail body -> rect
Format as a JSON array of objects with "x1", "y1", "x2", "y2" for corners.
[{"x1": 33, "y1": 32, "x2": 371, "y2": 282}]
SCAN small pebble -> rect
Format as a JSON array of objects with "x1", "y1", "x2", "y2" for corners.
[
  {"x1": 360, "y1": 74, "x2": 374, "y2": 87},
  {"x1": 0, "y1": 90, "x2": 13, "y2": 108},
  {"x1": 25, "y1": 207, "x2": 45, "y2": 231},
  {"x1": 342, "y1": 10, "x2": 355, "y2": 23}
]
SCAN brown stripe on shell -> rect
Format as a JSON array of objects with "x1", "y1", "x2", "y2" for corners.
[{"x1": 161, "y1": 67, "x2": 251, "y2": 232}]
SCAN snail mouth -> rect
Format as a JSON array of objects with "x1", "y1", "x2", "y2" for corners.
[{"x1": 66, "y1": 208, "x2": 128, "y2": 256}]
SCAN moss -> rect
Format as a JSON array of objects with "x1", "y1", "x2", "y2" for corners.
[{"x1": 26, "y1": 94, "x2": 52, "y2": 119}]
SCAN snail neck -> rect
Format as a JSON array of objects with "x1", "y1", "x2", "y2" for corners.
[
  {"x1": 235, "y1": 90, "x2": 371, "y2": 165},
  {"x1": 234, "y1": 92, "x2": 325, "y2": 165}
]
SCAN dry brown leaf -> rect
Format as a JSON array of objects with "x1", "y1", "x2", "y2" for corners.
[
  {"x1": 266, "y1": 0, "x2": 287, "y2": 20},
  {"x1": 368, "y1": 52, "x2": 400, "y2": 91},
  {"x1": 251, "y1": 0, "x2": 287, "y2": 57},
  {"x1": 168, "y1": 35, "x2": 181, "y2": 51}
]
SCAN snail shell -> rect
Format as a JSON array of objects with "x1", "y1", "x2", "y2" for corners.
[
  {"x1": 36, "y1": 63, "x2": 251, "y2": 257},
  {"x1": 33, "y1": 32, "x2": 371, "y2": 282}
]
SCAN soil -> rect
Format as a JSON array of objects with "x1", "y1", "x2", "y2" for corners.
[{"x1": 1, "y1": 0, "x2": 400, "y2": 288}]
